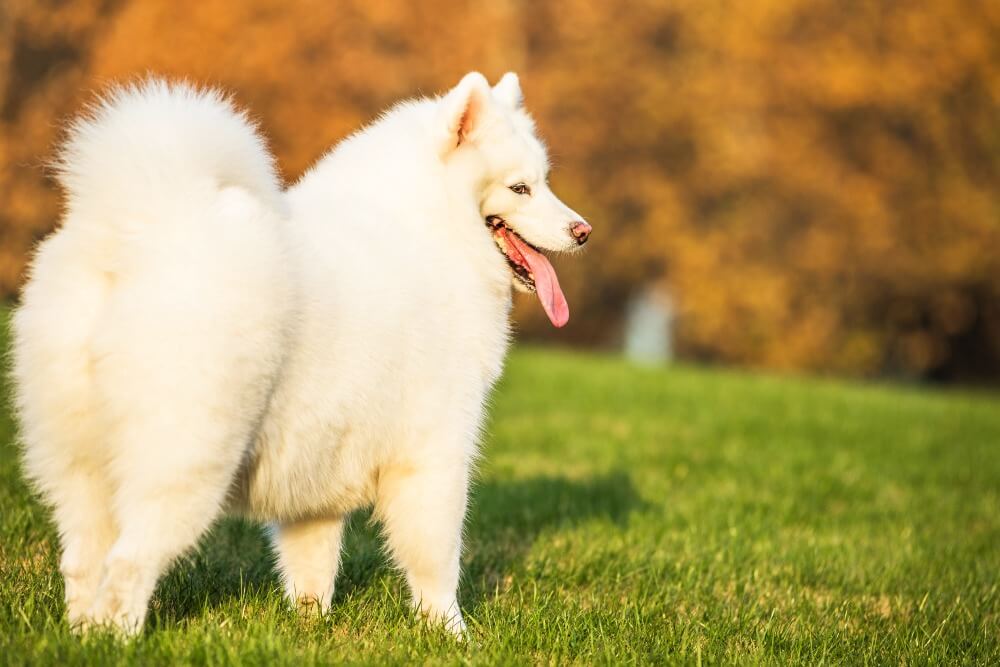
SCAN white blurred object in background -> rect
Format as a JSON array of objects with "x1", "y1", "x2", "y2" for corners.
[{"x1": 624, "y1": 287, "x2": 674, "y2": 365}]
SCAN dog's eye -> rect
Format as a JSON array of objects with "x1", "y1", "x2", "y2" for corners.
[{"x1": 509, "y1": 183, "x2": 531, "y2": 196}]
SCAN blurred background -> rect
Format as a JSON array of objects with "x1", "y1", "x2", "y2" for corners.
[{"x1": 2, "y1": 0, "x2": 998, "y2": 382}]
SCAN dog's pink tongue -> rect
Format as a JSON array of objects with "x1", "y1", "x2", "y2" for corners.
[{"x1": 503, "y1": 229, "x2": 570, "y2": 328}]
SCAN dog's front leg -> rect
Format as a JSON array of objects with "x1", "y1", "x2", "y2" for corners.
[
  {"x1": 375, "y1": 457, "x2": 469, "y2": 635},
  {"x1": 270, "y1": 515, "x2": 346, "y2": 613}
]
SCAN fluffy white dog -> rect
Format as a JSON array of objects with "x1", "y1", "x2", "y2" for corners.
[{"x1": 11, "y1": 72, "x2": 591, "y2": 635}]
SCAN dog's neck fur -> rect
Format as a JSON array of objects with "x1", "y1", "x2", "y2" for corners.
[{"x1": 292, "y1": 99, "x2": 515, "y2": 301}]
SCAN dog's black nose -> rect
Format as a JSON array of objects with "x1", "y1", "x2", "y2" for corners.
[{"x1": 570, "y1": 221, "x2": 592, "y2": 245}]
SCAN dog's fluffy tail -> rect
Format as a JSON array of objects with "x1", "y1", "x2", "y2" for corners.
[{"x1": 56, "y1": 79, "x2": 284, "y2": 236}]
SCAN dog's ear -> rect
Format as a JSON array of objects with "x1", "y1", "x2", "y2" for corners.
[
  {"x1": 438, "y1": 72, "x2": 491, "y2": 154},
  {"x1": 492, "y1": 72, "x2": 523, "y2": 109}
]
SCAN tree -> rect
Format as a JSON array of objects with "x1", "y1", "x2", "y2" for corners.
[{"x1": 3, "y1": 0, "x2": 998, "y2": 379}]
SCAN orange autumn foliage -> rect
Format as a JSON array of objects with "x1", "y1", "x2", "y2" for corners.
[{"x1": 2, "y1": 0, "x2": 999, "y2": 379}]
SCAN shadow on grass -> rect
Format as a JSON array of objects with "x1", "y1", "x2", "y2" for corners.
[
  {"x1": 462, "y1": 471, "x2": 649, "y2": 611},
  {"x1": 149, "y1": 471, "x2": 647, "y2": 628},
  {"x1": 148, "y1": 519, "x2": 281, "y2": 630}
]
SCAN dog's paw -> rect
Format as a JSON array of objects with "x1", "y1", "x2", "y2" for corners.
[
  {"x1": 414, "y1": 599, "x2": 466, "y2": 639},
  {"x1": 292, "y1": 593, "x2": 330, "y2": 618},
  {"x1": 71, "y1": 610, "x2": 143, "y2": 637},
  {"x1": 443, "y1": 613, "x2": 467, "y2": 639},
  {"x1": 80, "y1": 558, "x2": 150, "y2": 637},
  {"x1": 63, "y1": 570, "x2": 102, "y2": 630}
]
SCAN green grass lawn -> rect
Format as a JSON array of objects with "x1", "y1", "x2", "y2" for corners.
[{"x1": 1, "y1": 313, "x2": 999, "y2": 665}]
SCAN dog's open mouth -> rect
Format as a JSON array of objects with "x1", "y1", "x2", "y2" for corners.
[{"x1": 487, "y1": 215, "x2": 569, "y2": 328}]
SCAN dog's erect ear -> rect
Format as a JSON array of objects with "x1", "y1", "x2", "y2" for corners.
[
  {"x1": 492, "y1": 72, "x2": 523, "y2": 109},
  {"x1": 438, "y1": 72, "x2": 491, "y2": 154}
]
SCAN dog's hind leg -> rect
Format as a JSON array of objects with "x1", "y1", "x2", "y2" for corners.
[
  {"x1": 12, "y1": 230, "x2": 119, "y2": 627},
  {"x1": 88, "y1": 424, "x2": 247, "y2": 635},
  {"x1": 52, "y1": 470, "x2": 119, "y2": 627},
  {"x1": 270, "y1": 515, "x2": 346, "y2": 612},
  {"x1": 84, "y1": 300, "x2": 282, "y2": 634},
  {"x1": 376, "y1": 453, "x2": 470, "y2": 635},
  {"x1": 81, "y1": 188, "x2": 292, "y2": 634}
]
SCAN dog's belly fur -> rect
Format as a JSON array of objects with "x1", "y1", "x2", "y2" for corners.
[
  {"x1": 232, "y1": 383, "x2": 388, "y2": 522},
  {"x1": 232, "y1": 320, "x2": 510, "y2": 522}
]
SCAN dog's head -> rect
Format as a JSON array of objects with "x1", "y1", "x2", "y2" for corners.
[{"x1": 437, "y1": 72, "x2": 591, "y2": 328}]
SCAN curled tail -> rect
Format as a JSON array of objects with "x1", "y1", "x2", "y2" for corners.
[{"x1": 56, "y1": 78, "x2": 284, "y2": 237}]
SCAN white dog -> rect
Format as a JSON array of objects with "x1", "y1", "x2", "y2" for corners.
[{"x1": 11, "y1": 72, "x2": 591, "y2": 635}]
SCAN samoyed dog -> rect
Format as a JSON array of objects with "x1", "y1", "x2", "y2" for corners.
[{"x1": 11, "y1": 71, "x2": 591, "y2": 635}]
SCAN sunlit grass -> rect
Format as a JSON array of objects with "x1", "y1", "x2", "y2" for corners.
[{"x1": 1, "y1": 309, "x2": 998, "y2": 664}]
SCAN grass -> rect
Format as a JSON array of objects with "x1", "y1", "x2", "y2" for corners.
[{"x1": 1, "y1": 311, "x2": 998, "y2": 665}]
